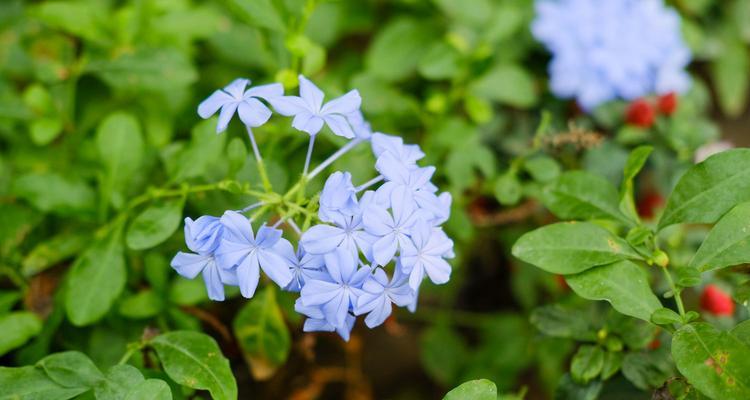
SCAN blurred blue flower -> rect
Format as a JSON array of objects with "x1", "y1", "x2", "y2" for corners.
[
  {"x1": 355, "y1": 267, "x2": 414, "y2": 328},
  {"x1": 283, "y1": 245, "x2": 326, "y2": 292},
  {"x1": 371, "y1": 133, "x2": 424, "y2": 166},
  {"x1": 299, "y1": 249, "x2": 371, "y2": 328},
  {"x1": 268, "y1": 75, "x2": 361, "y2": 138},
  {"x1": 184, "y1": 215, "x2": 223, "y2": 254},
  {"x1": 198, "y1": 78, "x2": 283, "y2": 133},
  {"x1": 374, "y1": 152, "x2": 443, "y2": 216},
  {"x1": 216, "y1": 211, "x2": 294, "y2": 298},
  {"x1": 319, "y1": 171, "x2": 359, "y2": 223},
  {"x1": 400, "y1": 220, "x2": 454, "y2": 290},
  {"x1": 347, "y1": 110, "x2": 372, "y2": 140},
  {"x1": 532, "y1": 0, "x2": 691, "y2": 109},
  {"x1": 363, "y1": 187, "x2": 427, "y2": 266}
]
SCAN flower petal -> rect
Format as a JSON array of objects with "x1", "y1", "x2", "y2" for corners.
[
  {"x1": 300, "y1": 224, "x2": 346, "y2": 255},
  {"x1": 245, "y1": 82, "x2": 283, "y2": 100},
  {"x1": 321, "y1": 89, "x2": 361, "y2": 115},
  {"x1": 323, "y1": 114, "x2": 355, "y2": 139},
  {"x1": 216, "y1": 102, "x2": 238, "y2": 133},
  {"x1": 197, "y1": 90, "x2": 232, "y2": 119},
  {"x1": 298, "y1": 75, "x2": 325, "y2": 112},
  {"x1": 171, "y1": 252, "x2": 209, "y2": 279},
  {"x1": 237, "y1": 98, "x2": 272, "y2": 127}
]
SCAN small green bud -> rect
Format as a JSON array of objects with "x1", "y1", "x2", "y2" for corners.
[{"x1": 652, "y1": 250, "x2": 669, "y2": 267}]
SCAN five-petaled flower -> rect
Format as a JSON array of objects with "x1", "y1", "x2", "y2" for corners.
[{"x1": 198, "y1": 78, "x2": 283, "y2": 133}]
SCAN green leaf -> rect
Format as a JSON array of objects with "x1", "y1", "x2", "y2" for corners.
[
  {"x1": 124, "y1": 379, "x2": 172, "y2": 400},
  {"x1": 126, "y1": 199, "x2": 184, "y2": 250},
  {"x1": 524, "y1": 156, "x2": 561, "y2": 183},
  {"x1": 621, "y1": 349, "x2": 674, "y2": 390},
  {"x1": 433, "y1": 0, "x2": 493, "y2": 26},
  {"x1": 443, "y1": 379, "x2": 497, "y2": 400},
  {"x1": 30, "y1": 117, "x2": 64, "y2": 146},
  {"x1": 672, "y1": 323, "x2": 750, "y2": 399},
  {"x1": 224, "y1": 0, "x2": 286, "y2": 32},
  {"x1": 37, "y1": 351, "x2": 104, "y2": 388},
  {"x1": 619, "y1": 146, "x2": 653, "y2": 222},
  {"x1": 555, "y1": 373, "x2": 602, "y2": 400},
  {"x1": 165, "y1": 119, "x2": 227, "y2": 182},
  {"x1": 0, "y1": 312, "x2": 42, "y2": 356},
  {"x1": 366, "y1": 18, "x2": 437, "y2": 82},
  {"x1": 232, "y1": 286, "x2": 290, "y2": 380},
  {"x1": 22, "y1": 230, "x2": 89, "y2": 277},
  {"x1": 88, "y1": 48, "x2": 197, "y2": 93},
  {"x1": 659, "y1": 149, "x2": 750, "y2": 230},
  {"x1": 150, "y1": 331, "x2": 237, "y2": 400},
  {"x1": 32, "y1": 1, "x2": 109, "y2": 45},
  {"x1": 601, "y1": 351, "x2": 623, "y2": 380},
  {"x1": 469, "y1": 64, "x2": 537, "y2": 108},
  {"x1": 12, "y1": 173, "x2": 96, "y2": 216},
  {"x1": 169, "y1": 278, "x2": 208, "y2": 306},
  {"x1": 93, "y1": 364, "x2": 145, "y2": 400},
  {"x1": 711, "y1": 35, "x2": 749, "y2": 117},
  {"x1": 421, "y1": 323, "x2": 468, "y2": 385},
  {"x1": 512, "y1": 222, "x2": 641, "y2": 275},
  {"x1": 494, "y1": 172, "x2": 522, "y2": 206},
  {"x1": 530, "y1": 304, "x2": 597, "y2": 341},
  {"x1": 96, "y1": 112, "x2": 144, "y2": 212},
  {"x1": 65, "y1": 230, "x2": 126, "y2": 326},
  {"x1": 418, "y1": 41, "x2": 461, "y2": 80},
  {"x1": 691, "y1": 201, "x2": 750, "y2": 271},
  {"x1": 541, "y1": 171, "x2": 630, "y2": 224},
  {"x1": 651, "y1": 308, "x2": 682, "y2": 325},
  {"x1": 570, "y1": 345, "x2": 604, "y2": 384},
  {"x1": 566, "y1": 260, "x2": 661, "y2": 322},
  {"x1": 0, "y1": 366, "x2": 87, "y2": 400},
  {"x1": 732, "y1": 320, "x2": 750, "y2": 347},
  {"x1": 119, "y1": 289, "x2": 164, "y2": 319}
]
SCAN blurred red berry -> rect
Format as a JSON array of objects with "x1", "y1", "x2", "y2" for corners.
[
  {"x1": 657, "y1": 92, "x2": 677, "y2": 115},
  {"x1": 637, "y1": 191, "x2": 664, "y2": 220},
  {"x1": 648, "y1": 338, "x2": 661, "y2": 350},
  {"x1": 700, "y1": 284, "x2": 735, "y2": 316},
  {"x1": 554, "y1": 274, "x2": 568, "y2": 291},
  {"x1": 626, "y1": 99, "x2": 655, "y2": 128}
]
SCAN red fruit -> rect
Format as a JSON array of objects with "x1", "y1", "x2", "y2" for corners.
[
  {"x1": 657, "y1": 92, "x2": 677, "y2": 115},
  {"x1": 554, "y1": 275, "x2": 569, "y2": 291},
  {"x1": 700, "y1": 285, "x2": 735, "y2": 316},
  {"x1": 637, "y1": 191, "x2": 664, "y2": 220},
  {"x1": 648, "y1": 338, "x2": 661, "y2": 350},
  {"x1": 626, "y1": 99, "x2": 655, "y2": 128}
]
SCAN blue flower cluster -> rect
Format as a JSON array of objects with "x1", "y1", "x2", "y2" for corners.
[
  {"x1": 532, "y1": 0, "x2": 691, "y2": 110},
  {"x1": 171, "y1": 76, "x2": 453, "y2": 340}
]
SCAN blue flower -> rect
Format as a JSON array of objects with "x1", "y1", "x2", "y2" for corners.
[
  {"x1": 171, "y1": 215, "x2": 237, "y2": 301},
  {"x1": 299, "y1": 248, "x2": 371, "y2": 328},
  {"x1": 400, "y1": 220, "x2": 454, "y2": 290},
  {"x1": 268, "y1": 75, "x2": 361, "y2": 138},
  {"x1": 374, "y1": 152, "x2": 443, "y2": 217},
  {"x1": 184, "y1": 215, "x2": 223, "y2": 254},
  {"x1": 319, "y1": 171, "x2": 359, "y2": 222},
  {"x1": 347, "y1": 110, "x2": 372, "y2": 140},
  {"x1": 371, "y1": 133, "x2": 424, "y2": 166},
  {"x1": 283, "y1": 245, "x2": 326, "y2": 292},
  {"x1": 300, "y1": 210, "x2": 375, "y2": 260},
  {"x1": 215, "y1": 211, "x2": 294, "y2": 298},
  {"x1": 532, "y1": 0, "x2": 691, "y2": 109},
  {"x1": 355, "y1": 267, "x2": 414, "y2": 328},
  {"x1": 363, "y1": 187, "x2": 427, "y2": 266},
  {"x1": 198, "y1": 78, "x2": 283, "y2": 133},
  {"x1": 295, "y1": 298, "x2": 356, "y2": 341}
]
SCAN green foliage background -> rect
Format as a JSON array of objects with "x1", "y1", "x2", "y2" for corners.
[{"x1": 0, "y1": 0, "x2": 749, "y2": 399}]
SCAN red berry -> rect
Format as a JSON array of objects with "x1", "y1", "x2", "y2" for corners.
[
  {"x1": 637, "y1": 191, "x2": 664, "y2": 220},
  {"x1": 554, "y1": 274, "x2": 569, "y2": 291},
  {"x1": 657, "y1": 92, "x2": 677, "y2": 115},
  {"x1": 700, "y1": 284, "x2": 735, "y2": 316},
  {"x1": 648, "y1": 338, "x2": 661, "y2": 350},
  {"x1": 626, "y1": 99, "x2": 655, "y2": 128}
]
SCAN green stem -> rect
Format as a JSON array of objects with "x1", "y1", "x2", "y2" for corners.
[
  {"x1": 256, "y1": 158, "x2": 273, "y2": 193},
  {"x1": 661, "y1": 266, "x2": 686, "y2": 317}
]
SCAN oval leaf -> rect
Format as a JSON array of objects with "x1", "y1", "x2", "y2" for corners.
[
  {"x1": 691, "y1": 201, "x2": 750, "y2": 271},
  {"x1": 125, "y1": 379, "x2": 173, "y2": 400},
  {"x1": 542, "y1": 171, "x2": 630, "y2": 224},
  {"x1": 512, "y1": 222, "x2": 641, "y2": 275},
  {"x1": 443, "y1": 379, "x2": 497, "y2": 400},
  {"x1": 0, "y1": 311, "x2": 42, "y2": 356},
  {"x1": 0, "y1": 366, "x2": 87, "y2": 400},
  {"x1": 233, "y1": 286, "x2": 290, "y2": 380},
  {"x1": 659, "y1": 149, "x2": 750, "y2": 230},
  {"x1": 126, "y1": 199, "x2": 184, "y2": 250},
  {"x1": 65, "y1": 231, "x2": 126, "y2": 326},
  {"x1": 150, "y1": 331, "x2": 237, "y2": 400},
  {"x1": 565, "y1": 260, "x2": 662, "y2": 322},
  {"x1": 37, "y1": 351, "x2": 104, "y2": 388},
  {"x1": 672, "y1": 323, "x2": 750, "y2": 400}
]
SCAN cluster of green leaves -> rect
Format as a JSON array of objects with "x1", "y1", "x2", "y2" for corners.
[
  {"x1": 514, "y1": 147, "x2": 750, "y2": 398},
  {"x1": 1, "y1": 330, "x2": 237, "y2": 399}
]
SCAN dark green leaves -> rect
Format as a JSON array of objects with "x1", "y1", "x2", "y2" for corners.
[
  {"x1": 126, "y1": 199, "x2": 184, "y2": 250},
  {"x1": 0, "y1": 312, "x2": 42, "y2": 356},
  {"x1": 366, "y1": 18, "x2": 436, "y2": 82},
  {"x1": 12, "y1": 173, "x2": 96, "y2": 216},
  {"x1": 151, "y1": 331, "x2": 237, "y2": 400},
  {"x1": 0, "y1": 366, "x2": 87, "y2": 400},
  {"x1": 570, "y1": 345, "x2": 604, "y2": 384},
  {"x1": 566, "y1": 260, "x2": 661, "y2": 322},
  {"x1": 512, "y1": 222, "x2": 640, "y2": 275},
  {"x1": 542, "y1": 171, "x2": 630, "y2": 224},
  {"x1": 672, "y1": 323, "x2": 750, "y2": 399},
  {"x1": 690, "y1": 201, "x2": 750, "y2": 271},
  {"x1": 443, "y1": 379, "x2": 497, "y2": 400},
  {"x1": 233, "y1": 286, "x2": 290, "y2": 380},
  {"x1": 96, "y1": 112, "x2": 144, "y2": 212},
  {"x1": 659, "y1": 149, "x2": 750, "y2": 230},
  {"x1": 65, "y1": 230, "x2": 126, "y2": 326},
  {"x1": 37, "y1": 351, "x2": 104, "y2": 388}
]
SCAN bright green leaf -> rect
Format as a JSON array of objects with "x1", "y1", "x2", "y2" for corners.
[
  {"x1": 570, "y1": 345, "x2": 604, "y2": 384},
  {"x1": 126, "y1": 199, "x2": 184, "y2": 250},
  {"x1": 150, "y1": 331, "x2": 237, "y2": 400},
  {"x1": 566, "y1": 260, "x2": 661, "y2": 322},
  {"x1": 93, "y1": 364, "x2": 145, "y2": 400},
  {"x1": 366, "y1": 18, "x2": 436, "y2": 82},
  {"x1": 443, "y1": 379, "x2": 497, "y2": 400},
  {"x1": 650, "y1": 308, "x2": 682, "y2": 325},
  {"x1": 37, "y1": 351, "x2": 104, "y2": 388},
  {"x1": 0, "y1": 366, "x2": 87, "y2": 400},
  {"x1": 124, "y1": 379, "x2": 172, "y2": 400},
  {"x1": 119, "y1": 290, "x2": 164, "y2": 319},
  {"x1": 711, "y1": 35, "x2": 749, "y2": 117},
  {"x1": 512, "y1": 222, "x2": 641, "y2": 275},
  {"x1": 469, "y1": 64, "x2": 537, "y2": 108},
  {"x1": 691, "y1": 201, "x2": 750, "y2": 271},
  {"x1": 0, "y1": 312, "x2": 42, "y2": 356},
  {"x1": 542, "y1": 171, "x2": 630, "y2": 224}
]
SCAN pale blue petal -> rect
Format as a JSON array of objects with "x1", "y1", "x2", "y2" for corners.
[
  {"x1": 258, "y1": 249, "x2": 294, "y2": 288},
  {"x1": 267, "y1": 96, "x2": 309, "y2": 116},
  {"x1": 197, "y1": 90, "x2": 232, "y2": 119},
  {"x1": 224, "y1": 78, "x2": 249, "y2": 99},
  {"x1": 323, "y1": 114, "x2": 355, "y2": 138},
  {"x1": 203, "y1": 263, "x2": 226, "y2": 301},
  {"x1": 171, "y1": 252, "x2": 209, "y2": 279},
  {"x1": 298, "y1": 75, "x2": 324, "y2": 112},
  {"x1": 216, "y1": 102, "x2": 238, "y2": 133},
  {"x1": 372, "y1": 234, "x2": 398, "y2": 266},
  {"x1": 292, "y1": 113, "x2": 325, "y2": 135},
  {"x1": 300, "y1": 224, "x2": 345, "y2": 255},
  {"x1": 321, "y1": 89, "x2": 361, "y2": 115},
  {"x1": 245, "y1": 82, "x2": 283, "y2": 100},
  {"x1": 301, "y1": 279, "x2": 341, "y2": 306},
  {"x1": 255, "y1": 225, "x2": 282, "y2": 248},
  {"x1": 237, "y1": 98, "x2": 272, "y2": 127},
  {"x1": 220, "y1": 210, "x2": 255, "y2": 243},
  {"x1": 236, "y1": 255, "x2": 261, "y2": 298}
]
